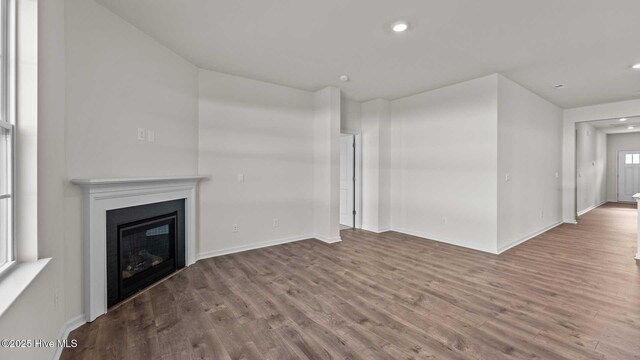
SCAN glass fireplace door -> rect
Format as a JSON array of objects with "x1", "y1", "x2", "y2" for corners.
[{"x1": 118, "y1": 213, "x2": 177, "y2": 300}]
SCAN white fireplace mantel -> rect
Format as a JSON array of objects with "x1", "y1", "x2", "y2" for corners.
[
  {"x1": 71, "y1": 175, "x2": 207, "y2": 322},
  {"x1": 634, "y1": 193, "x2": 640, "y2": 261}
]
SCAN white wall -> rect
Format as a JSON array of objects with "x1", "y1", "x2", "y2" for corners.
[
  {"x1": 198, "y1": 69, "x2": 317, "y2": 256},
  {"x1": 313, "y1": 87, "x2": 342, "y2": 242},
  {"x1": 497, "y1": 75, "x2": 563, "y2": 251},
  {"x1": 64, "y1": 0, "x2": 199, "y2": 323},
  {"x1": 390, "y1": 75, "x2": 499, "y2": 253},
  {"x1": 341, "y1": 96, "x2": 361, "y2": 134},
  {"x1": 65, "y1": 0, "x2": 198, "y2": 179},
  {"x1": 606, "y1": 132, "x2": 640, "y2": 202},
  {"x1": 361, "y1": 98, "x2": 391, "y2": 232},
  {"x1": 575, "y1": 123, "x2": 607, "y2": 214}
]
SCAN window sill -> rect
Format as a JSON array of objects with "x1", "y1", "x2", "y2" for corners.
[{"x1": 0, "y1": 258, "x2": 51, "y2": 318}]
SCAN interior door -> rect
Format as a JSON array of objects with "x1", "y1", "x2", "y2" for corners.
[
  {"x1": 340, "y1": 134, "x2": 354, "y2": 227},
  {"x1": 618, "y1": 150, "x2": 640, "y2": 202}
]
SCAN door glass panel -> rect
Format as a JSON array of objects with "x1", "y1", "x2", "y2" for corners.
[{"x1": 634, "y1": 153, "x2": 640, "y2": 164}]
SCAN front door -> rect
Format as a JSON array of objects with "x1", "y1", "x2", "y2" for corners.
[{"x1": 618, "y1": 150, "x2": 640, "y2": 202}]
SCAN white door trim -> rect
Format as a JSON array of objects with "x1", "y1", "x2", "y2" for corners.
[
  {"x1": 340, "y1": 134, "x2": 355, "y2": 227},
  {"x1": 340, "y1": 132, "x2": 362, "y2": 229}
]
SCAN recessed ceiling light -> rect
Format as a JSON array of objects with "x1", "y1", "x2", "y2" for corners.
[
  {"x1": 632, "y1": 63, "x2": 640, "y2": 69},
  {"x1": 620, "y1": 118, "x2": 628, "y2": 121},
  {"x1": 392, "y1": 21, "x2": 409, "y2": 33},
  {"x1": 628, "y1": 125, "x2": 635, "y2": 130},
  {"x1": 553, "y1": 84, "x2": 565, "y2": 89},
  {"x1": 339, "y1": 75, "x2": 349, "y2": 82}
]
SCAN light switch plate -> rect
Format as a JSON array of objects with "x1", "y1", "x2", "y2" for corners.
[
  {"x1": 137, "y1": 128, "x2": 146, "y2": 141},
  {"x1": 237, "y1": 174, "x2": 245, "y2": 183},
  {"x1": 147, "y1": 130, "x2": 155, "y2": 142}
]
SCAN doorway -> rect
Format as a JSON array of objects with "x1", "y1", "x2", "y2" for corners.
[
  {"x1": 572, "y1": 117, "x2": 640, "y2": 219},
  {"x1": 618, "y1": 150, "x2": 640, "y2": 202},
  {"x1": 339, "y1": 133, "x2": 361, "y2": 229}
]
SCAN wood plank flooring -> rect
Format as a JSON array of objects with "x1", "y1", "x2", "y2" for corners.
[{"x1": 62, "y1": 202, "x2": 640, "y2": 360}]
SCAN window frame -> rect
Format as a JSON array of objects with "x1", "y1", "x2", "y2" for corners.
[
  {"x1": 0, "y1": 123, "x2": 14, "y2": 273},
  {"x1": 0, "y1": 0, "x2": 14, "y2": 274}
]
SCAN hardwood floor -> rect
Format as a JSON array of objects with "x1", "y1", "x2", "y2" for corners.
[{"x1": 62, "y1": 203, "x2": 640, "y2": 360}]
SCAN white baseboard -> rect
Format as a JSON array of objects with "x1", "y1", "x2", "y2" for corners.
[
  {"x1": 313, "y1": 234, "x2": 342, "y2": 244},
  {"x1": 636, "y1": 253, "x2": 640, "y2": 261},
  {"x1": 577, "y1": 201, "x2": 607, "y2": 217},
  {"x1": 390, "y1": 227, "x2": 496, "y2": 254},
  {"x1": 197, "y1": 234, "x2": 316, "y2": 261},
  {"x1": 360, "y1": 225, "x2": 391, "y2": 233},
  {"x1": 563, "y1": 218, "x2": 578, "y2": 224},
  {"x1": 52, "y1": 314, "x2": 86, "y2": 360},
  {"x1": 497, "y1": 221, "x2": 563, "y2": 254},
  {"x1": 391, "y1": 221, "x2": 563, "y2": 256}
]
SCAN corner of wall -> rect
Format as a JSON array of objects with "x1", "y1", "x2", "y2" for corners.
[
  {"x1": 340, "y1": 95, "x2": 362, "y2": 134},
  {"x1": 360, "y1": 98, "x2": 391, "y2": 232},
  {"x1": 496, "y1": 75, "x2": 563, "y2": 251},
  {"x1": 312, "y1": 87, "x2": 341, "y2": 240}
]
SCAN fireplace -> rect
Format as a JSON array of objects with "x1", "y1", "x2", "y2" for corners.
[
  {"x1": 71, "y1": 176, "x2": 204, "y2": 321},
  {"x1": 106, "y1": 199, "x2": 185, "y2": 307}
]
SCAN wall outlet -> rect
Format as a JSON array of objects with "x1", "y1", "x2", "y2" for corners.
[
  {"x1": 237, "y1": 174, "x2": 245, "y2": 183},
  {"x1": 273, "y1": 218, "x2": 279, "y2": 228},
  {"x1": 555, "y1": 172, "x2": 559, "y2": 178},
  {"x1": 147, "y1": 130, "x2": 155, "y2": 143},
  {"x1": 137, "y1": 128, "x2": 146, "y2": 141},
  {"x1": 505, "y1": 173, "x2": 511, "y2": 182},
  {"x1": 232, "y1": 224, "x2": 239, "y2": 233},
  {"x1": 442, "y1": 216, "x2": 448, "y2": 225}
]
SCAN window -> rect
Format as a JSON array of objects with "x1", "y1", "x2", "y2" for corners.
[
  {"x1": 0, "y1": 0, "x2": 12, "y2": 271},
  {"x1": 625, "y1": 153, "x2": 640, "y2": 165},
  {"x1": 0, "y1": 122, "x2": 11, "y2": 269}
]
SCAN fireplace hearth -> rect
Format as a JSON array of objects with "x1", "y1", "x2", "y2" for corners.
[{"x1": 106, "y1": 199, "x2": 185, "y2": 307}]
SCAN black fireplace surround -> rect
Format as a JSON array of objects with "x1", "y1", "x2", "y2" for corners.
[{"x1": 106, "y1": 199, "x2": 185, "y2": 307}]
